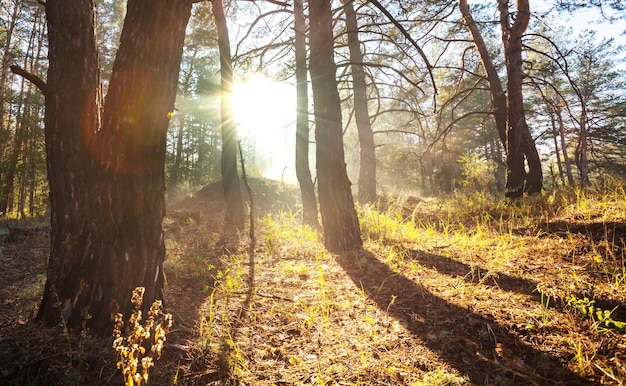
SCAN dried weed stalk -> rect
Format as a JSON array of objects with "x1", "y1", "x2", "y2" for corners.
[{"x1": 112, "y1": 287, "x2": 173, "y2": 386}]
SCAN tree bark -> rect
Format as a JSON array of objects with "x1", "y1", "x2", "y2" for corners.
[
  {"x1": 211, "y1": 0, "x2": 246, "y2": 226},
  {"x1": 498, "y1": 0, "x2": 542, "y2": 198},
  {"x1": 342, "y1": 0, "x2": 376, "y2": 205},
  {"x1": 309, "y1": 0, "x2": 362, "y2": 252},
  {"x1": 294, "y1": 0, "x2": 319, "y2": 228},
  {"x1": 459, "y1": 0, "x2": 507, "y2": 147},
  {"x1": 38, "y1": 0, "x2": 192, "y2": 334}
]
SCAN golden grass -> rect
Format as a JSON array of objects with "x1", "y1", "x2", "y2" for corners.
[{"x1": 1, "y1": 180, "x2": 625, "y2": 385}]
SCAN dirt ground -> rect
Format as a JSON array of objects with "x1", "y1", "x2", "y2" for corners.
[{"x1": 0, "y1": 181, "x2": 625, "y2": 385}]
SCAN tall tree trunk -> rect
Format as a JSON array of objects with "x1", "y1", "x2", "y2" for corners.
[
  {"x1": 459, "y1": 0, "x2": 507, "y2": 147},
  {"x1": 463, "y1": 0, "x2": 541, "y2": 195},
  {"x1": 0, "y1": 0, "x2": 22, "y2": 176},
  {"x1": 169, "y1": 115, "x2": 186, "y2": 189},
  {"x1": 498, "y1": 0, "x2": 542, "y2": 198},
  {"x1": 211, "y1": 0, "x2": 246, "y2": 226},
  {"x1": 294, "y1": 0, "x2": 319, "y2": 227},
  {"x1": 38, "y1": 0, "x2": 192, "y2": 334},
  {"x1": 548, "y1": 101, "x2": 565, "y2": 185},
  {"x1": 169, "y1": 59, "x2": 196, "y2": 191},
  {"x1": 309, "y1": 0, "x2": 362, "y2": 253},
  {"x1": 342, "y1": 0, "x2": 376, "y2": 204},
  {"x1": 0, "y1": 71, "x2": 30, "y2": 215},
  {"x1": 38, "y1": 0, "x2": 104, "y2": 329},
  {"x1": 555, "y1": 100, "x2": 575, "y2": 185},
  {"x1": 522, "y1": 122, "x2": 542, "y2": 194},
  {"x1": 574, "y1": 103, "x2": 590, "y2": 185}
]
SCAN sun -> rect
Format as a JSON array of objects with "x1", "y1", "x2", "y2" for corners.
[{"x1": 231, "y1": 75, "x2": 298, "y2": 183}]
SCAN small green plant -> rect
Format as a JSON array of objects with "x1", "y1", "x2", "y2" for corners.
[
  {"x1": 566, "y1": 295, "x2": 626, "y2": 332},
  {"x1": 112, "y1": 287, "x2": 173, "y2": 386}
]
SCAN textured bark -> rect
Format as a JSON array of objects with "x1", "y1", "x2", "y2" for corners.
[
  {"x1": 342, "y1": 0, "x2": 376, "y2": 204},
  {"x1": 211, "y1": 0, "x2": 246, "y2": 226},
  {"x1": 498, "y1": 0, "x2": 542, "y2": 198},
  {"x1": 309, "y1": 0, "x2": 362, "y2": 252},
  {"x1": 459, "y1": 0, "x2": 507, "y2": 146},
  {"x1": 38, "y1": 0, "x2": 192, "y2": 334},
  {"x1": 294, "y1": 0, "x2": 319, "y2": 228}
]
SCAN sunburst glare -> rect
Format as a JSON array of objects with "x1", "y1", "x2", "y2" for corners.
[{"x1": 231, "y1": 75, "x2": 298, "y2": 184}]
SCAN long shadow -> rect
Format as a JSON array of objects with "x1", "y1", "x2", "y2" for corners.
[
  {"x1": 405, "y1": 248, "x2": 540, "y2": 299},
  {"x1": 518, "y1": 220, "x2": 626, "y2": 261},
  {"x1": 514, "y1": 220, "x2": 626, "y2": 320},
  {"x1": 336, "y1": 249, "x2": 590, "y2": 385},
  {"x1": 523, "y1": 221, "x2": 626, "y2": 243},
  {"x1": 406, "y1": 248, "x2": 626, "y2": 323}
]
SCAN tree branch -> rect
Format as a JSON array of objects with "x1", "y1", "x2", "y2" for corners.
[
  {"x1": 364, "y1": 0, "x2": 438, "y2": 102},
  {"x1": 10, "y1": 65, "x2": 48, "y2": 97}
]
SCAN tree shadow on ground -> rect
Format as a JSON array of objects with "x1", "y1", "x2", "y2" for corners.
[
  {"x1": 515, "y1": 220, "x2": 626, "y2": 319},
  {"x1": 336, "y1": 248, "x2": 590, "y2": 385},
  {"x1": 405, "y1": 248, "x2": 540, "y2": 299},
  {"x1": 519, "y1": 220, "x2": 626, "y2": 258}
]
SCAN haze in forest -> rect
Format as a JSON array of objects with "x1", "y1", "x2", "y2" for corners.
[{"x1": 1, "y1": 0, "x2": 626, "y2": 385}]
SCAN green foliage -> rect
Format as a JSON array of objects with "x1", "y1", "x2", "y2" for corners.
[
  {"x1": 566, "y1": 295, "x2": 626, "y2": 333},
  {"x1": 458, "y1": 153, "x2": 499, "y2": 195}
]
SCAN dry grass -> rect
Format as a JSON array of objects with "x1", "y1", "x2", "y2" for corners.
[{"x1": 0, "y1": 179, "x2": 625, "y2": 385}]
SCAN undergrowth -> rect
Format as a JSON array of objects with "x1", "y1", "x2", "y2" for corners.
[{"x1": 2, "y1": 180, "x2": 626, "y2": 385}]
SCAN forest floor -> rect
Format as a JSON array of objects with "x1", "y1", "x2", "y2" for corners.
[{"x1": 0, "y1": 179, "x2": 625, "y2": 385}]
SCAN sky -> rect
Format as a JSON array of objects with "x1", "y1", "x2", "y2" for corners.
[{"x1": 531, "y1": 1, "x2": 626, "y2": 39}]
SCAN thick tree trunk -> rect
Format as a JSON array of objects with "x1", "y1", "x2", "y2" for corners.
[
  {"x1": 294, "y1": 0, "x2": 319, "y2": 228},
  {"x1": 211, "y1": 0, "x2": 246, "y2": 226},
  {"x1": 522, "y1": 119, "x2": 543, "y2": 194},
  {"x1": 309, "y1": 0, "x2": 362, "y2": 253},
  {"x1": 343, "y1": 0, "x2": 376, "y2": 204},
  {"x1": 38, "y1": 0, "x2": 103, "y2": 329},
  {"x1": 38, "y1": 0, "x2": 192, "y2": 334},
  {"x1": 498, "y1": 0, "x2": 542, "y2": 198},
  {"x1": 463, "y1": 0, "x2": 542, "y2": 195}
]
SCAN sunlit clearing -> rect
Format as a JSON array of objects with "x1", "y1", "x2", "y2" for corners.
[{"x1": 232, "y1": 75, "x2": 297, "y2": 183}]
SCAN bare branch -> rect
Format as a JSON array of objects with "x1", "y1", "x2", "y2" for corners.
[
  {"x1": 10, "y1": 65, "x2": 47, "y2": 96},
  {"x1": 364, "y1": 0, "x2": 438, "y2": 101}
]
